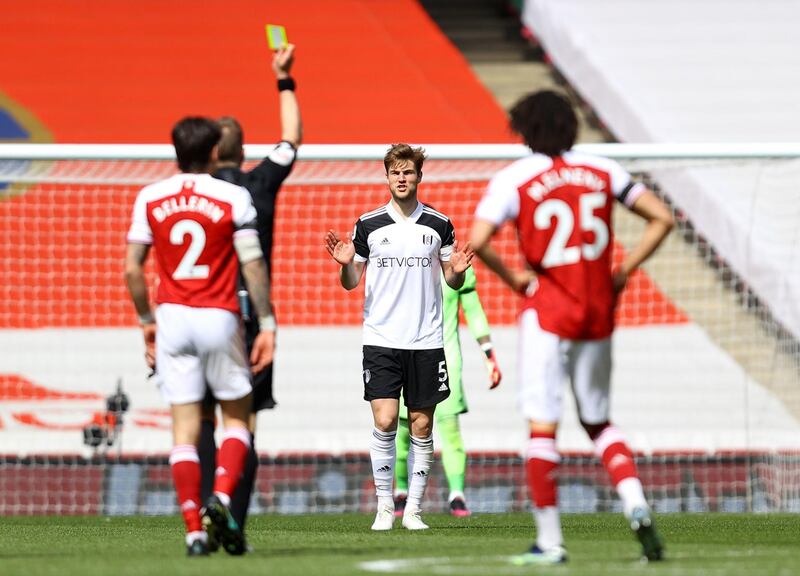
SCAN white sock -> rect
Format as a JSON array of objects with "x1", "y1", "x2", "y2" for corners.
[
  {"x1": 448, "y1": 490, "x2": 465, "y2": 503},
  {"x1": 369, "y1": 427, "x2": 397, "y2": 503},
  {"x1": 214, "y1": 491, "x2": 231, "y2": 507},
  {"x1": 185, "y1": 530, "x2": 207, "y2": 545},
  {"x1": 617, "y1": 477, "x2": 648, "y2": 518},
  {"x1": 406, "y1": 435, "x2": 433, "y2": 514},
  {"x1": 534, "y1": 506, "x2": 563, "y2": 550}
]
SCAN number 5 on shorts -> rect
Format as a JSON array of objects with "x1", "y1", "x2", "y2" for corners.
[{"x1": 438, "y1": 360, "x2": 448, "y2": 383}]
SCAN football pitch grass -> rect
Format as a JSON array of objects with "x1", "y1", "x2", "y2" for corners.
[{"x1": 1, "y1": 513, "x2": 798, "y2": 576}]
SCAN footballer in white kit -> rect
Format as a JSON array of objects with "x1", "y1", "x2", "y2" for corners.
[{"x1": 325, "y1": 144, "x2": 474, "y2": 533}]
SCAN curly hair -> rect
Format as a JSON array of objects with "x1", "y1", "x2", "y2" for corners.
[{"x1": 509, "y1": 90, "x2": 578, "y2": 157}]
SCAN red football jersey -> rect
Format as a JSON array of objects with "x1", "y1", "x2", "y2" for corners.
[
  {"x1": 127, "y1": 173, "x2": 258, "y2": 313},
  {"x1": 476, "y1": 151, "x2": 646, "y2": 340}
]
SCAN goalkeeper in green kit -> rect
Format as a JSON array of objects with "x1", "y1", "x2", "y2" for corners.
[{"x1": 394, "y1": 266, "x2": 502, "y2": 516}]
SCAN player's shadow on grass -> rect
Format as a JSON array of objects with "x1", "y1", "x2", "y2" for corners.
[
  {"x1": 253, "y1": 546, "x2": 398, "y2": 558},
  {"x1": 431, "y1": 524, "x2": 480, "y2": 531}
]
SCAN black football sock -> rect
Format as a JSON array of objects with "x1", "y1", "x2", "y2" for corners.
[
  {"x1": 230, "y1": 432, "x2": 258, "y2": 529},
  {"x1": 198, "y1": 419, "x2": 217, "y2": 503}
]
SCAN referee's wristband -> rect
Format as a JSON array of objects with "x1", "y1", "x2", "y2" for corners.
[
  {"x1": 259, "y1": 315, "x2": 277, "y2": 332},
  {"x1": 138, "y1": 312, "x2": 155, "y2": 325},
  {"x1": 277, "y1": 77, "x2": 296, "y2": 92}
]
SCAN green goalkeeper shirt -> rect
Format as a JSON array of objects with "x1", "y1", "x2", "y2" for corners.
[
  {"x1": 442, "y1": 266, "x2": 490, "y2": 352},
  {"x1": 400, "y1": 266, "x2": 490, "y2": 418}
]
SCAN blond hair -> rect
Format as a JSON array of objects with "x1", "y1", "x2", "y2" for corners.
[{"x1": 217, "y1": 116, "x2": 244, "y2": 165}]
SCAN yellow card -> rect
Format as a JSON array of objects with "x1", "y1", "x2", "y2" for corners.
[{"x1": 265, "y1": 24, "x2": 288, "y2": 50}]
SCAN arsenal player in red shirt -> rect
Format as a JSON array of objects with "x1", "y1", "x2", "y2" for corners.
[
  {"x1": 471, "y1": 90, "x2": 673, "y2": 565},
  {"x1": 125, "y1": 117, "x2": 275, "y2": 557}
]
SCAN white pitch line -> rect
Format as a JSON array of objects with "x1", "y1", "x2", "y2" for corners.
[{"x1": 358, "y1": 556, "x2": 521, "y2": 575}]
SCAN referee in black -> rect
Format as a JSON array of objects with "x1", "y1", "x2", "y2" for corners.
[{"x1": 199, "y1": 43, "x2": 302, "y2": 550}]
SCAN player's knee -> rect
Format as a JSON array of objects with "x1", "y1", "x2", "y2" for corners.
[
  {"x1": 436, "y1": 413, "x2": 458, "y2": 427},
  {"x1": 373, "y1": 414, "x2": 398, "y2": 433},
  {"x1": 410, "y1": 420, "x2": 433, "y2": 438},
  {"x1": 435, "y1": 414, "x2": 460, "y2": 437},
  {"x1": 580, "y1": 420, "x2": 610, "y2": 440}
]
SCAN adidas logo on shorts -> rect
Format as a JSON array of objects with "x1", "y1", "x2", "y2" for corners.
[{"x1": 438, "y1": 383, "x2": 449, "y2": 392}]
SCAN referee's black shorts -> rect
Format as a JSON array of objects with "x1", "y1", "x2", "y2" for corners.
[
  {"x1": 362, "y1": 345, "x2": 450, "y2": 410},
  {"x1": 244, "y1": 313, "x2": 276, "y2": 411}
]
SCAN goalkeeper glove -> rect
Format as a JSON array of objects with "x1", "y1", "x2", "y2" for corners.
[{"x1": 481, "y1": 343, "x2": 502, "y2": 389}]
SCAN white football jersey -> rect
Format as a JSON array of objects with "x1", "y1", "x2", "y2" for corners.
[{"x1": 353, "y1": 201, "x2": 455, "y2": 349}]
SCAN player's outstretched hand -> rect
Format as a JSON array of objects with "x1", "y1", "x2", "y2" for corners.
[
  {"x1": 251, "y1": 330, "x2": 275, "y2": 373},
  {"x1": 273, "y1": 43, "x2": 295, "y2": 78},
  {"x1": 142, "y1": 323, "x2": 156, "y2": 369},
  {"x1": 450, "y1": 240, "x2": 474, "y2": 274},
  {"x1": 324, "y1": 229, "x2": 356, "y2": 265},
  {"x1": 485, "y1": 349, "x2": 502, "y2": 389}
]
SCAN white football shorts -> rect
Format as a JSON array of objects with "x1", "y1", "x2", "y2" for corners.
[
  {"x1": 155, "y1": 303, "x2": 252, "y2": 404},
  {"x1": 518, "y1": 308, "x2": 611, "y2": 424}
]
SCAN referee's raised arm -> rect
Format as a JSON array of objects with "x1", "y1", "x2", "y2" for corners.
[{"x1": 273, "y1": 43, "x2": 302, "y2": 148}]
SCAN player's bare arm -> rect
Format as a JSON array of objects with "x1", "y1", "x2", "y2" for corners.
[
  {"x1": 442, "y1": 240, "x2": 473, "y2": 290},
  {"x1": 470, "y1": 219, "x2": 533, "y2": 294},
  {"x1": 124, "y1": 242, "x2": 157, "y2": 368},
  {"x1": 273, "y1": 44, "x2": 302, "y2": 147},
  {"x1": 240, "y1": 256, "x2": 275, "y2": 373},
  {"x1": 235, "y1": 230, "x2": 275, "y2": 371},
  {"x1": 124, "y1": 242, "x2": 152, "y2": 320},
  {"x1": 325, "y1": 229, "x2": 365, "y2": 290},
  {"x1": 613, "y1": 190, "x2": 675, "y2": 293}
]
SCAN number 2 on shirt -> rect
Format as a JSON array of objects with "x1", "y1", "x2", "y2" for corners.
[{"x1": 170, "y1": 219, "x2": 210, "y2": 280}]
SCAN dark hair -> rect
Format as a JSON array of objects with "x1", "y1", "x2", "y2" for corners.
[
  {"x1": 509, "y1": 90, "x2": 578, "y2": 157},
  {"x1": 217, "y1": 116, "x2": 244, "y2": 165},
  {"x1": 383, "y1": 143, "x2": 426, "y2": 174},
  {"x1": 171, "y1": 116, "x2": 221, "y2": 172}
]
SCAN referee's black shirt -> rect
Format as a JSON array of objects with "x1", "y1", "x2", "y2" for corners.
[{"x1": 213, "y1": 140, "x2": 297, "y2": 277}]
